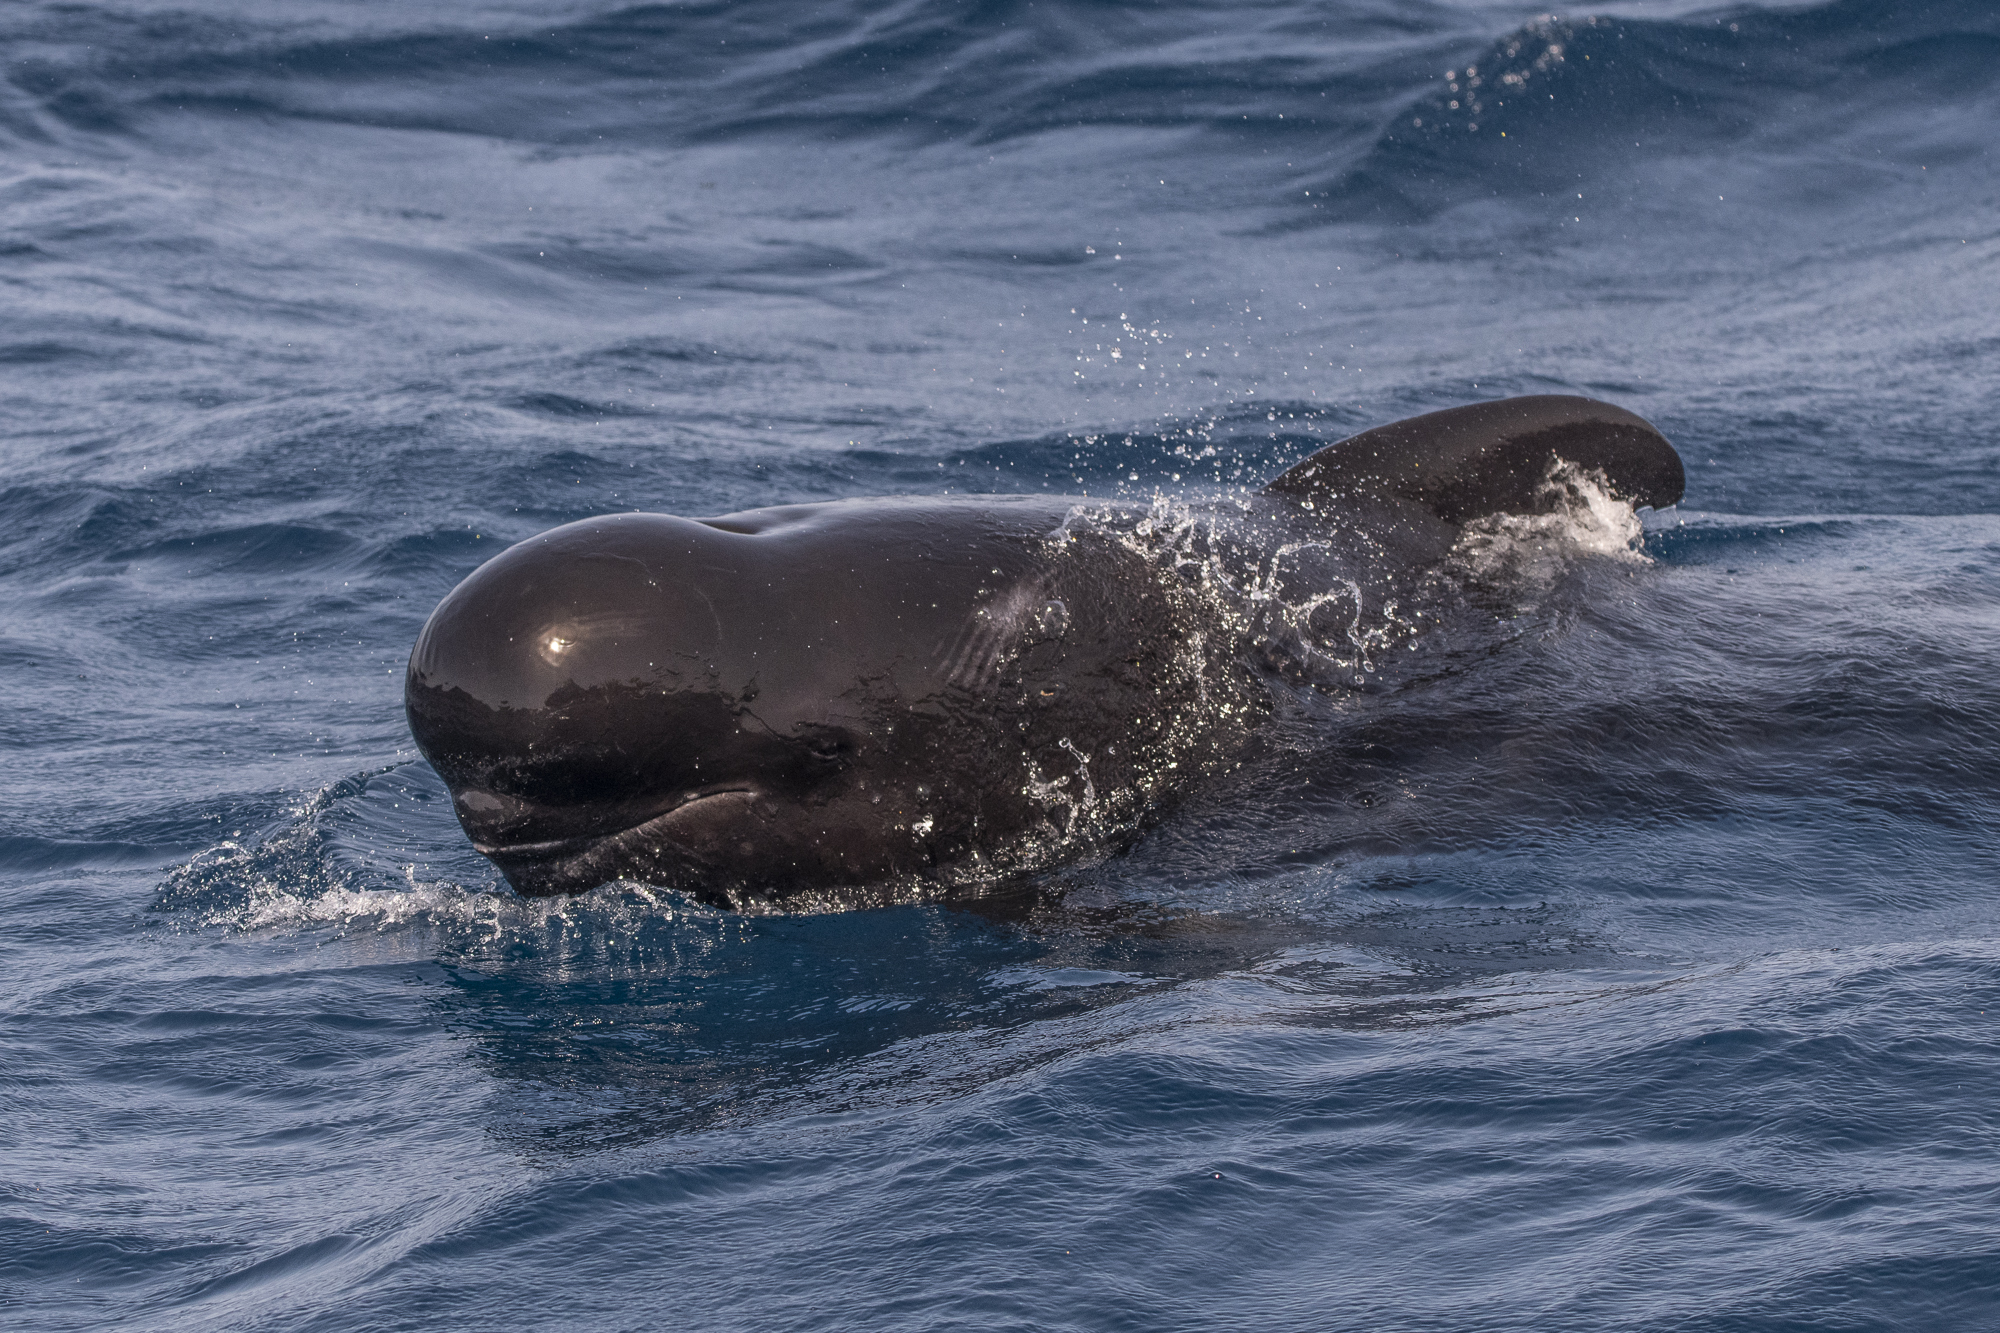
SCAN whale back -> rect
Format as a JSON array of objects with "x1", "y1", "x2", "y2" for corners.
[{"x1": 1265, "y1": 395, "x2": 1684, "y2": 522}]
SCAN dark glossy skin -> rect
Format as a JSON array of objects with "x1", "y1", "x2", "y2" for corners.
[
  {"x1": 406, "y1": 395, "x2": 1684, "y2": 904},
  {"x1": 407, "y1": 496, "x2": 1264, "y2": 901}
]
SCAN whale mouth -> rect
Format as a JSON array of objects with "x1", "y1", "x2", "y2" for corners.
[{"x1": 472, "y1": 788, "x2": 760, "y2": 896}]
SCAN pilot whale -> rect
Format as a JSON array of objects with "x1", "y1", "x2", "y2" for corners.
[{"x1": 406, "y1": 395, "x2": 1683, "y2": 904}]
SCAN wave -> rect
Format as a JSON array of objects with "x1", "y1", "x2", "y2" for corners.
[
  {"x1": 6, "y1": 0, "x2": 1426, "y2": 146},
  {"x1": 10, "y1": 0, "x2": 1992, "y2": 174},
  {"x1": 1324, "y1": 0, "x2": 2000, "y2": 218}
]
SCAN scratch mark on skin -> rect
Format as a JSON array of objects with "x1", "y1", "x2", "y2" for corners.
[{"x1": 691, "y1": 584, "x2": 725, "y2": 646}]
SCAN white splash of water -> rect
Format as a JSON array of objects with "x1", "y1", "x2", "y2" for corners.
[{"x1": 1448, "y1": 460, "x2": 1650, "y2": 589}]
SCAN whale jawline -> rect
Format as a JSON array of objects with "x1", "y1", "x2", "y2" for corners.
[{"x1": 472, "y1": 789, "x2": 759, "y2": 896}]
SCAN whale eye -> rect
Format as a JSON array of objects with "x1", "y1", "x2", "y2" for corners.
[
  {"x1": 798, "y1": 728, "x2": 858, "y2": 769},
  {"x1": 546, "y1": 636, "x2": 572, "y2": 653}
]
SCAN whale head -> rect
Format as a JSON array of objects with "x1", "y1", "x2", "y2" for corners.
[{"x1": 405, "y1": 500, "x2": 1245, "y2": 902}]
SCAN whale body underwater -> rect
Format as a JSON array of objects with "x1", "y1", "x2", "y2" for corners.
[{"x1": 406, "y1": 395, "x2": 1685, "y2": 906}]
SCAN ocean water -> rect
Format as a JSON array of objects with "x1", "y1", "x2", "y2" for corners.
[{"x1": 5, "y1": 0, "x2": 2000, "y2": 1327}]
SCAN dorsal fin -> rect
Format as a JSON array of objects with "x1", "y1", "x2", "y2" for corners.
[{"x1": 1264, "y1": 395, "x2": 1685, "y2": 522}]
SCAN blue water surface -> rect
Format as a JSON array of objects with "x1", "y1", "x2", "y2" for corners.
[{"x1": 4, "y1": 1, "x2": 2000, "y2": 1328}]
